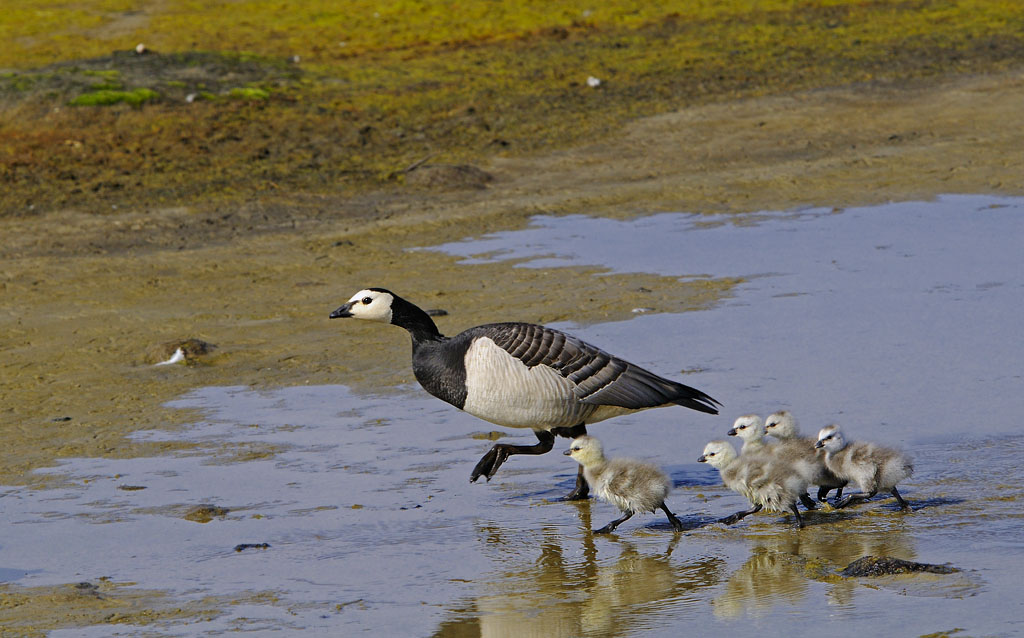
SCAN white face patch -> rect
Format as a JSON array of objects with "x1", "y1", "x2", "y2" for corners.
[
  {"x1": 816, "y1": 425, "x2": 842, "y2": 451},
  {"x1": 344, "y1": 289, "x2": 394, "y2": 323}
]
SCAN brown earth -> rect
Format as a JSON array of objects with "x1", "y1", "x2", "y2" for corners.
[{"x1": 2, "y1": 68, "x2": 1023, "y2": 488}]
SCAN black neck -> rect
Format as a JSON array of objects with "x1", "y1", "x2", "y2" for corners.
[{"x1": 391, "y1": 294, "x2": 445, "y2": 344}]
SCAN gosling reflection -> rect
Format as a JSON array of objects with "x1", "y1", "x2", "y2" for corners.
[
  {"x1": 433, "y1": 501, "x2": 724, "y2": 638},
  {"x1": 712, "y1": 525, "x2": 919, "y2": 618}
]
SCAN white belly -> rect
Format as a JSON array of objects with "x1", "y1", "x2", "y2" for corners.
[{"x1": 462, "y1": 338, "x2": 599, "y2": 429}]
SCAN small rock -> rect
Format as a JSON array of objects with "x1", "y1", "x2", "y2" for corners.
[
  {"x1": 840, "y1": 555, "x2": 958, "y2": 577},
  {"x1": 147, "y1": 338, "x2": 217, "y2": 365},
  {"x1": 184, "y1": 504, "x2": 230, "y2": 523},
  {"x1": 404, "y1": 164, "x2": 494, "y2": 191}
]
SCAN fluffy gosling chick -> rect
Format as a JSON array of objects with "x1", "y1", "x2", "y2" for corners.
[
  {"x1": 565, "y1": 436, "x2": 684, "y2": 534},
  {"x1": 814, "y1": 424, "x2": 913, "y2": 510},
  {"x1": 764, "y1": 410, "x2": 846, "y2": 503},
  {"x1": 729, "y1": 414, "x2": 819, "y2": 510},
  {"x1": 698, "y1": 440, "x2": 809, "y2": 528},
  {"x1": 727, "y1": 414, "x2": 770, "y2": 455}
]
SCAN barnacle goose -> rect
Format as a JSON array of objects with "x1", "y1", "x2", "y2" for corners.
[
  {"x1": 330, "y1": 288, "x2": 720, "y2": 499},
  {"x1": 815, "y1": 424, "x2": 913, "y2": 510},
  {"x1": 727, "y1": 414, "x2": 819, "y2": 510},
  {"x1": 764, "y1": 410, "x2": 846, "y2": 503},
  {"x1": 564, "y1": 435, "x2": 684, "y2": 533},
  {"x1": 698, "y1": 439, "x2": 810, "y2": 528}
]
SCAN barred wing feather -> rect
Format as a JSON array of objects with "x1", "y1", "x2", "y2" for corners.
[{"x1": 481, "y1": 323, "x2": 719, "y2": 414}]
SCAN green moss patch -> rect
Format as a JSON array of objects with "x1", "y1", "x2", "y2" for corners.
[{"x1": 69, "y1": 87, "x2": 158, "y2": 106}]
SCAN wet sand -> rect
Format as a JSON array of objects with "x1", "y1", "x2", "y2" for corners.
[{"x1": 2, "y1": 69, "x2": 1024, "y2": 634}]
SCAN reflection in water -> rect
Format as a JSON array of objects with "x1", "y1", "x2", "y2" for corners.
[
  {"x1": 713, "y1": 522, "x2": 920, "y2": 618},
  {"x1": 435, "y1": 503, "x2": 724, "y2": 638}
]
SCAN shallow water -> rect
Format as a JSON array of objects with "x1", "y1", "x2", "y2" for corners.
[{"x1": 3, "y1": 195, "x2": 1023, "y2": 636}]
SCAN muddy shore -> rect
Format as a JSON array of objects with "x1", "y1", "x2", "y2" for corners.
[{"x1": 3, "y1": 68, "x2": 1024, "y2": 489}]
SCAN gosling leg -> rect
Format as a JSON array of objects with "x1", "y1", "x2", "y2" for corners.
[
  {"x1": 595, "y1": 511, "x2": 633, "y2": 534},
  {"x1": 470, "y1": 430, "x2": 554, "y2": 482},
  {"x1": 799, "y1": 493, "x2": 818, "y2": 510},
  {"x1": 835, "y1": 489, "x2": 877, "y2": 509},
  {"x1": 891, "y1": 486, "x2": 911, "y2": 510},
  {"x1": 660, "y1": 502, "x2": 685, "y2": 532},
  {"x1": 789, "y1": 503, "x2": 805, "y2": 528},
  {"x1": 719, "y1": 503, "x2": 763, "y2": 525}
]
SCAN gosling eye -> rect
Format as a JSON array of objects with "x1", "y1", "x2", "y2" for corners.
[
  {"x1": 737, "y1": 425, "x2": 746, "y2": 430},
  {"x1": 361, "y1": 297, "x2": 373, "y2": 304},
  {"x1": 707, "y1": 452, "x2": 716, "y2": 457}
]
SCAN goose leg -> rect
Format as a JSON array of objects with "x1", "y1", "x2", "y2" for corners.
[
  {"x1": 560, "y1": 465, "x2": 590, "y2": 501},
  {"x1": 835, "y1": 490, "x2": 877, "y2": 509},
  {"x1": 470, "y1": 430, "x2": 555, "y2": 482},
  {"x1": 595, "y1": 512, "x2": 632, "y2": 534},
  {"x1": 891, "y1": 486, "x2": 911, "y2": 510},
  {"x1": 719, "y1": 503, "x2": 762, "y2": 525},
  {"x1": 816, "y1": 486, "x2": 832, "y2": 502},
  {"x1": 551, "y1": 423, "x2": 590, "y2": 500},
  {"x1": 660, "y1": 502, "x2": 685, "y2": 532}
]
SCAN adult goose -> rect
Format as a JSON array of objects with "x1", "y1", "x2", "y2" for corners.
[{"x1": 330, "y1": 288, "x2": 720, "y2": 499}]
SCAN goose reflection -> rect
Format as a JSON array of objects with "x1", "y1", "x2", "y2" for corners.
[
  {"x1": 712, "y1": 523, "x2": 919, "y2": 618},
  {"x1": 432, "y1": 501, "x2": 724, "y2": 638}
]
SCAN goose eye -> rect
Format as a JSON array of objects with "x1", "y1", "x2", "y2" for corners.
[{"x1": 361, "y1": 297, "x2": 373, "y2": 304}]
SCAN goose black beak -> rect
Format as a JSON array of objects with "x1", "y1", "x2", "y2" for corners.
[
  {"x1": 562, "y1": 449, "x2": 572, "y2": 456},
  {"x1": 330, "y1": 302, "x2": 354, "y2": 319},
  {"x1": 814, "y1": 440, "x2": 824, "y2": 449},
  {"x1": 726, "y1": 428, "x2": 738, "y2": 436},
  {"x1": 697, "y1": 455, "x2": 707, "y2": 463}
]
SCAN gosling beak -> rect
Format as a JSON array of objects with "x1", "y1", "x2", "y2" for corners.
[
  {"x1": 563, "y1": 449, "x2": 572, "y2": 456},
  {"x1": 814, "y1": 440, "x2": 824, "y2": 449},
  {"x1": 697, "y1": 455, "x2": 707, "y2": 463},
  {"x1": 329, "y1": 302, "x2": 354, "y2": 319},
  {"x1": 726, "y1": 428, "x2": 738, "y2": 436}
]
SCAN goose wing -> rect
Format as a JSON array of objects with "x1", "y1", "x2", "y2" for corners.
[{"x1": 480, "y1": 323, "x2": 719, "y2": 414}]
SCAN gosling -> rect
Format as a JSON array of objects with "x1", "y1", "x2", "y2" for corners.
[
  {"x1": 728, "y1": 414, "x2": 819, "y2": 510},
  {"x1": 764, "y1": 410, "x2": 847, "y2": 503},
  {"x1": 727, "y1": 414, "x2": 770, "y2": 455},
  {"x1": 814, "y1": 424, "x2": 913, "y2": 510},
  {"x1": 564, "y1": 436, "x2": 684, "y2": 534},
  {"x1": 698, "y1": 440, "x2": 810, "y2": 528}
]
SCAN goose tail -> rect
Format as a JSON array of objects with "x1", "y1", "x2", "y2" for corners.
[{"x1": 670, "y1": 384, "x2": 721, "y2": 415}]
